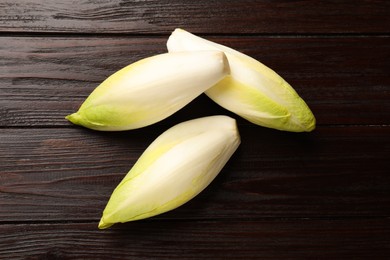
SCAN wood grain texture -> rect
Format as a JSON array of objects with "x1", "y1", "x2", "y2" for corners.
[
  {"x1": 2, "y1": 1, "x2": 390, "y2": 258},
  {"x1": 1, "y1": 36, "x2": 389, "y2": 127},
  {"x1": 1, "y1": 126, "x2": 389, "y2": 222},
  {"x1": 1, "y1": 0, "x2": 390, "y2": 34},
  {"x1": 1, "y1": 219, "x2": 389, "y2": 259}
]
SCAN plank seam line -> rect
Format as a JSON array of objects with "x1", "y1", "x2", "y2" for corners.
[
  {"x1": 0, "y1": 216, "x2": 389, "y2": 226},
  {"x1": 0, "y1": 31, "x2": 389, "y2": 38}
]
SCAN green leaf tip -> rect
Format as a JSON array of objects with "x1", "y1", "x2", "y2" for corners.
[
  {"x1": 65, "y1": 113, "x2": 81, "y2": 125},
  {"x1": 98, "y1": 218, "x2": 114, "y2": 229}
]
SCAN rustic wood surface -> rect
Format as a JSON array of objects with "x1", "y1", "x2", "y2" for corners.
[
  {"x1": 1, "y1": 0, "x2": 390, "y2": 34},
  {"x1": 1, "y1": 0, "x2": 389, "y2": 259}
]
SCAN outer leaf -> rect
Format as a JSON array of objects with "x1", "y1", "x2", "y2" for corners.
[
  {"x1": 167, "y1": 28, "x2": 316, "y2": 132},
  {"x1": 99, "y1": 116, "x2": 240, "y2": 229},
  {"x1": 66, "y1": 51, "x2": 228, "y2": 131}
]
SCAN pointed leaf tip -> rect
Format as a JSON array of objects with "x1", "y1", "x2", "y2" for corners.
[
  {"x1": 98, "y1": 218, "x2": 114, "y2": 229},
  {"x1": 65, "y1": 113, "x2": 81, "y2": 125}
]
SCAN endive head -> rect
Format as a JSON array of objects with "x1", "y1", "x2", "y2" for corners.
[
  {"x1": 66, "y1": 51, "x2": 229, "y2": 131},
  {"x1": 98, "y1": 115, "x2": 240, "y2": 229},
  {"x1": 167, "y1": 28, "x2": 316, "y2": 132}
]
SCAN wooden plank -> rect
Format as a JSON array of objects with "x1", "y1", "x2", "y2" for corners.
[
  {"x1": 0, "y1": 218, "x2": 389, "y2": 259},
  {"x1": 1, "y1": 0, "x2": 389, "y2": 34},
  {"x1": 1, "y1": 36, "x2": 389, "y2": 127},
  {"x1": 1, "y1": 126, "x2": 389, "y2": 222}
]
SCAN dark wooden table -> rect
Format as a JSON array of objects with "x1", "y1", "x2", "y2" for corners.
[{"x1": 1, "y1": 1, "x2": 389, "y2": 259}]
